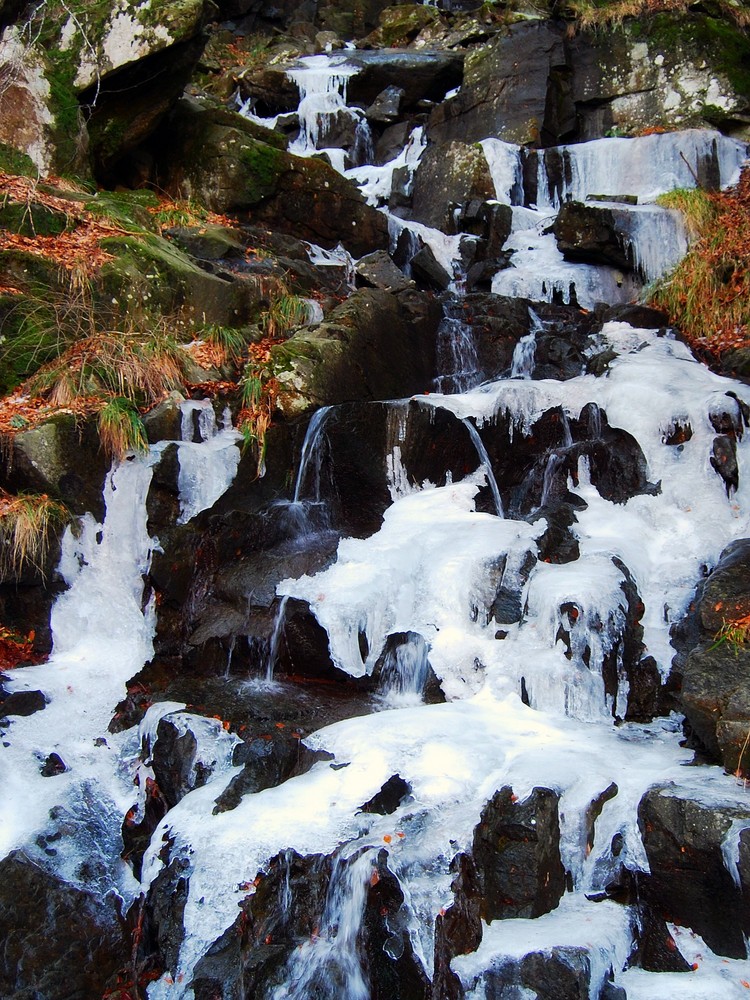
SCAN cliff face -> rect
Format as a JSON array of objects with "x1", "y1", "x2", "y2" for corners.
[{"x1": 2, "y1": 3, "x2": 750, "y2": 999}]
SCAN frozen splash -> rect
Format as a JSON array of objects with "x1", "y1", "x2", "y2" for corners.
[
  {"x1": 286, "y1": 54, "x2": 362, "y2": 160},
  {"x1": 177, "y1": 400, "x2": 241, "y2": 523},
  {"x1": 0, "y1": 456, "x2": 159, "y2": 898}
]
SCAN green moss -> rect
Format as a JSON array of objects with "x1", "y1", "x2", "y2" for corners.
[
  {"x1": 0, "y1": 143, "x2": 38, "y2": 178},
  {"x1": 374, "y1": 4, "x2": 439, "y2": 45},
  {"x1": 638, "y1": 13, "x2": 750, "y2": 96},
  {"x1": 238, "y1": 139, "x2": 285, "y2": 202},
  {"x1": 0, "y1": 294, "x2": 63, "y2": 394},
  {"x1": 84, "y1": 189, "x2": 161, "y2": 233},
  {"x1": 0, "y1": 201, "x2": 70, "y2": 237}
]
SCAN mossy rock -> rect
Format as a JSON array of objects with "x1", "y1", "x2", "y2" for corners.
[
  {"x1": 154, "y1": 97, "x2": 388, "y2": 256},
  {"x1": 84, "y1": 189, "x2": 162, "y2": 233},
  {"x1": 0, "y1": 249, "x2": 65, "y2": 291},
  {"x1": 3, "y1": 412, "x2": 111, "y2": 519},
  {"x1": 366, "y1": 4, "x2": 440, "y2": 47},
  {"x1": 0, "y1": 293, "x2": 62, "y2": 395},
  {"x1": 269, "y1": 287, "x2": 438, "y2": 417},
  {"x1": 97, "y1": 232, "x2": 263, "y2": 328},
  {"x1": 0, "y1": 201, "x2": 71, "y2": 238},
  {"x1": 164, "y1": 223, "x2": 245, "y2": 261},
  {"x1": 0, "y1": 142, "x2": 38, "y2": 178}
]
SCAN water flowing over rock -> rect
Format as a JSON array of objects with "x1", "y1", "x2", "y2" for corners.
[{"x1": 4, "y1": 6, "x2": 750, "y2": 1000}]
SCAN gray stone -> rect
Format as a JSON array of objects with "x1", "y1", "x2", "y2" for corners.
[
  {"x1": 411, "y1": 140, "x2": 494, "y2": 231},
  {"x1": 365, "y1": 85, "x2": 405, "y2": 124},
  {"x1": 355, "y1": 250, "x2": 414, "y2": 293}
]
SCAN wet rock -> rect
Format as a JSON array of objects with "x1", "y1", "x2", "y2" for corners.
[
  {"x1": 371, "y1": 630, "x2": 447, "y2": 704},
  {"x1": 0, "y1": 850, "x2": 128, "y2": 999},
  {"x1": 149, "y1": 712, "x2": 237, "y2": 808},
  {"x1": 638, "y1": 783, "x2": 750, "y2": 958},
  {"x1": 359, "y1": 774, "x2": 411, "y2": 815},
  {"x1": 143, "y1": 856, "x2": 191, "y2": 978},
  {"x1": 376, "y1": 121, "x2": 412, "y2": 165},
  {"x1": 472, "y1": 786, "x2": 566, "y2": 921},
  {"x1": 344, "y1": 49, "x2": 464, "y2": 111},
  {"x1": 553, "y1": 201, "x2": 634, "y2": 271},
  {"x1": 0, "y1": 688, "x2": 47, "y2": 718},
  {"x1": 428, "y1": 21, "x2": 567, "y2": 146},
  {"x1": 678, "y1": 539, "x2": 750, "y2": 774},
  {"x1": 410, "y1": 245, "x2": 452, "y2": 290},
  {"x1": 711, "y1": 433, "x2": 739, "y2": 493},
  {"x1": 193, "y1": 849, "x2": 333, "y2": 998},
  {"x1": 270, "y1": 288, "x2": 438, "y2": 418},
  {"x1": 433, "y1": 853, "x2": 483, "y2": 1000},
  {"x1": 366, "y1": 85, "x2": 405, "y2": 124},
  {"x1": 601, "y1": 303, "x2": 670, "y2": 329},
  {"x1": 213, "y1": 732, "x2": 332, "y2": 813},
  {"x1": 355, "y1": 250, "x2": 414, "y2": 292},
  {"x1": 361, "y1": 848, "x2": 431, "y2": 1000},
  {"x1": 470, "y1": 946, "x2": 598, "y2": 1000},
  {"x1": 40, "y1": 751, "x2": 67, "y2": 776},
  {"x1": 411, "y1": 140, "x2": 494, "y2": 232}
]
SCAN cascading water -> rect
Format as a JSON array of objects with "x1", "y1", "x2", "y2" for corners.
[
  {"x1": 9, "y1": 44, "x2": 750, "y2": 1000},
  {"x1": 262, "y1": 406, "x2": 334, "y2": 681}
]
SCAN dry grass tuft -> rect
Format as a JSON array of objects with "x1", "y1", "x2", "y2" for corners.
[
  {"x1": 649, "y1": 167, "x2": 750, "y2": 353},
  {"x1": 0, "y1": 490, "x2": 70, "y2": 576}
]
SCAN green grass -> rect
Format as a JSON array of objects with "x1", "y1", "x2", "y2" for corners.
[{"x1": 97, "y1": 396, "x2": 148, "y2": 461}]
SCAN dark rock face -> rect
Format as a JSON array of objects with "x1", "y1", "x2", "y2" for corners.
[
  {"x1": 214, "y1": 734, "x2": 331, "y2": 813},
  {"x1": 676, "y1": 538, "x2": 750, "y2": 774},
  {"x1": 472, "y1": 786, "x2": 566, "y2": 921},
  {"x1": 428, "y1": 21, "x2": 567, "y2": 146},
  {"x1": 355, "y1": 249, "x2": 414, "y2": 292},
  {"x1": 638, "y1": 784, "x2": 750, "y2": 958},
  {"x1": 476, "y1": 947, "x2": 598, "y2": 1000},
  {"x1": 271, "y1": 287, "x2": 439, "y2": 417},
  {"x1": 191, "y1": 845, "x2": 429, "y2": 999},
  {"x1": 427, "y1": 14, "x2": 750, "y2": 148},
  {"x1": 0, "y1": 850, "x2": 128, "y2": 999},
  {"x1": 2, "y1": 413, "x2": 110, "y2": 520},
  {"x1": 0, "y1": 686, "x2": 47, "y2": 718},
  {"x1": 411, "y1": 140, "x2": 494, "y2": 231},
  {"x1": 553, "y1": 201, "x2": 634, "y2": 271}
]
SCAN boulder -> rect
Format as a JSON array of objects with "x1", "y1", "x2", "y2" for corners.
[
  {"x1": 0, "y1": 850, "x2": 128, "y2": 999},
  {"x1": 427, "y1": 21, "x2": 567, "y2": 147},
  {"x1": 411, "y1": 140, "x2": 495, "y2": 232},
  {"x1": 565, "y1": 14, "x2": 750, "y2": 141},
  {"x1": 638, "y1": 783, "x2": 750, "y2": 958},
  {"x1": 676, "y1": 539, "x2": 750, "y2": 774},
  {"x1": 553, "y1": 201, "x2": 634, "y2": 271},
  {"x1": 355, "y1": 250, "x2": 414, "y2": 293},
  {"x1": 427, "y1": 14, "x2": 750, "y2": 148},
  {"x1": 2, "y1": 412, "x2": 110, "y2": 520},
  {"x1": 269, "y1": 287, "x2": 439, "y2": 417},
  {"x1": 471, "y1": 786, "x2": 566, "y2": 921},
  {"x1": 0, "y1": 0, "x2": 211, "y2": 178},
  {"x1": 410, "y1": 245, "x2": 452, "y2": 290},
  {"x1": 153, "y1": 97, "x2": 388, "y2": 257}
]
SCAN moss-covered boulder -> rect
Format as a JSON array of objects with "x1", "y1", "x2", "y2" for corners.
[
  {"x1": 269, "y1": 287, "x2": 439, "y2": 418},
  {"x1": 676, "y1": 538, "x2": 750, "y2": 776},
  {"x1": 363, "y1": 4, "x2": 441, "y2": 47},
  {"x1": 153, "y1": 97, "x2": 389, "y2": 256},
  {"x1": 2, "y1": 413, "x2": 110, "y2": 519},
  {"x1": 0, "y1": 0, "x2": 211, "y2": 178}
]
